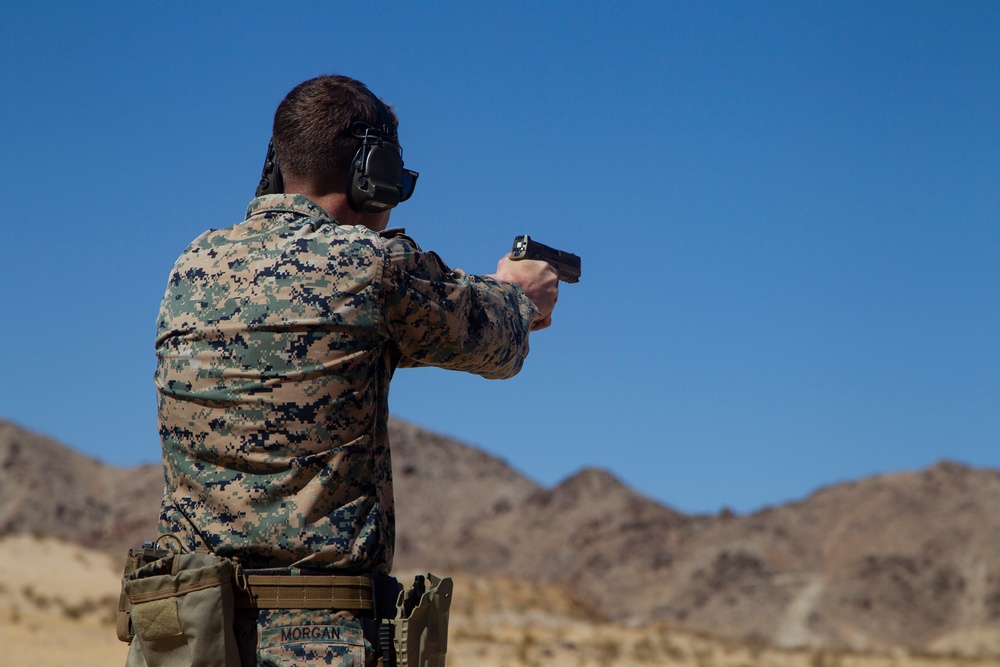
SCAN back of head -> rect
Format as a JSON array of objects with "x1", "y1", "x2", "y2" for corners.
[{"x1": 272, "y1": 75, "x2": 399, "y2": 195}]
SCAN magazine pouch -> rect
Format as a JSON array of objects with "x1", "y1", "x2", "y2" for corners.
[{"x1": 123, "y1": 552, "x2": 240, "y2": 667}]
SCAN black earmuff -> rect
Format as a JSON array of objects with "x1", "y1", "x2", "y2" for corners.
[
  {"x1": 255, "y1": 139, "x2": 284, "y2": 197},
  {"x1": 254, "y1": 95, "x2": 417, "y2": 208},
  {"x1": 346, "y1": 97, "x2": 419, "y2": 214}
]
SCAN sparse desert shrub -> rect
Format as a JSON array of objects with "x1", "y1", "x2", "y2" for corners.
[
  {"x1": 808, "y1": 649, "x2": 842, "y2": 667},
  {"x1": 62, "y1": 603, "x2": 88, "y2": 620},
  {"x1": 61, "y1": 595, "x2": 117, "y2": 621},
  {"x1": 692, "y1": 645, "x2": 715, "y2": 667},
  {"x1": 657, "y1": 634, "x2": 687, "y2": 661},
  {"x1": 451, "y1": 627, "x2": 500, "y2": 643},
  {"x1": 594, "y1": 637, "x2": 622, "y2": 664},
  {"x1": 22, "y1": 585, "x2": 52, "y2": 609},
  {"x1": 516, "y1": 630, "x2": 537, "y2": 665},
  {"x1": 631, "y1": 636, "x2": 657, "y2": 662}
]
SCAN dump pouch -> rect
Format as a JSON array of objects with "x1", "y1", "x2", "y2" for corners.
[
  {"x1": 381, "y1": 574, "x2": 453, "y2": 667},
  {"x1": 122, "y1": 552, "x2": 241, "y2": 667},
  {"x1": 118, "y1": 543, "x2": 173, "y2": 642}
]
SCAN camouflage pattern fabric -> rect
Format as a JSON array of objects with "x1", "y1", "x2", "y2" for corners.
[
  {"x1": 234, "y1": 608, "x2": 375, "y2": 667},
  {"x1": 153, "y1": 194, "x2": 535, "y2": 663}
]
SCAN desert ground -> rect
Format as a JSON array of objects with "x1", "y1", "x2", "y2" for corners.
[{"x1": 2, "y1": 534, "x2": 997, "y2": 667}]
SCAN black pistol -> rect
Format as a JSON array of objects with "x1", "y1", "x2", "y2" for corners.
[{"x1": 510, "y1": 235, "x2": 581, "y2": 283}]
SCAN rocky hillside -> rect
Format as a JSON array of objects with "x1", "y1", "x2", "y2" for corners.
[
  {"x1": 422, "y1": 460, "x2": 1000, "y2": 653},
  {"x1": 1, "y1": 418, "x2": 998, "y2": 655},
  {"x1": 0, "y1": 421, "x2": 161, "y2": 552},
  {"x1": 6, "y1": 533, "x2": 997, "y2": 667}
]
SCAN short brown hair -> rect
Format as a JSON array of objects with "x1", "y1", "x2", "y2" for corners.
[{"x1": 272, "y1": 75, "x2": 398, "y2": 193}]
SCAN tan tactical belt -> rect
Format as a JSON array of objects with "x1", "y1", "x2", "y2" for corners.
[
  {"x1": 118, "y1": 541, "x2": 378, "y2": 647},
  {"x1": 234, "y1": 573, "x2": 375, "y2": 613},
  {"x1": 118, "y1": 542, "x2": 450, "y2": 667}
]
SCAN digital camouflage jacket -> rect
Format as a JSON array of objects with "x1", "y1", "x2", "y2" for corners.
[{"x1": 154, "y1": 194, "x2": 535, "y2": 573}]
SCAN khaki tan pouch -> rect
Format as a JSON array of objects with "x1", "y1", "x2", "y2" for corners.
[{"x1": 123, "y1": 553, "x2": 240, "y2": 667}]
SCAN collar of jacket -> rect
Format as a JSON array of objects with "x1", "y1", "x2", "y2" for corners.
[{"x1": 245, "y1": 194, "x2": 333, "y2": 223}]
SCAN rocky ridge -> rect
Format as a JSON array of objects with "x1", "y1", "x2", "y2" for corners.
[{"x1": 1, "y1": 418, "x2": 998, "y2": 654}]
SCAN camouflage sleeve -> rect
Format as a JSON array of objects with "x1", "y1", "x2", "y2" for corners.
[{"x1": 380, "y1": 235, "x2": 537, "y2": 379}]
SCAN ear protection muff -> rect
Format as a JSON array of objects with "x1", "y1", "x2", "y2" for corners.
[
  {"x1": 255, "y1": 139, "x2": 284, "y2": 197},
  {"x1": 346, "y1": 97, "x2": 419, "y2": 214},
  {"x1": 254, "y1": 95, "x2": 418, "y2": 207}
]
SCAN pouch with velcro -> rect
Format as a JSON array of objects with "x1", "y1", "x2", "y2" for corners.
[
  {"x1": 118, "y1": 542, "x2": 172, "y2": 643},
  {"x1": 123, "y1": 552, "x2": 241, "y2": 667}
]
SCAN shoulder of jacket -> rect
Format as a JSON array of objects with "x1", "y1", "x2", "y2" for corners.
[
  {"x1": 379, "y1": 226, "x2": 408, "y2": 239},
  {"x1": 379, "y1": 227, "x2": 422, "y2": 251}
]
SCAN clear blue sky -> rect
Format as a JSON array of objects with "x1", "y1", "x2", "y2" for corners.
[{"x1": 1, "y1": 2, "x2": 997, "y2": 515}]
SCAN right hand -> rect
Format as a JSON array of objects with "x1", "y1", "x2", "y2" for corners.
[{"x1": 488, "y1": 255, "x2": 559, "y2": 331}]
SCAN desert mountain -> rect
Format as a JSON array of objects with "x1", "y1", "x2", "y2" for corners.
[
  {"x1": 1, "y1": 418, "x2": 998, "y2": 654},
  {"x1": 0, "y1": 420, "x2": 161, "y2": 551}
]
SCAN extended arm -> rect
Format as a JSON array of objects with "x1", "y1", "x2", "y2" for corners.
[{"x1": 382, "y1": 237, "x2": 540, "y2": 379}]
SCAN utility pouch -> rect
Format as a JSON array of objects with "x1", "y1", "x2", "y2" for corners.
[
  {"x1": 118, "y1": 542, "x2": 173, "y2": 642},
  {"x1": 380, "y1": 574, "x2": 453, "y2": 667},
  {"x1": 122, "y1": 549, "x2": 241, "y2": 667}
]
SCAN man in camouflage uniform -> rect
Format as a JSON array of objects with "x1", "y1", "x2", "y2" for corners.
[{"x1": 152, "y1": 75, "x2": 558, "y2": 666}]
